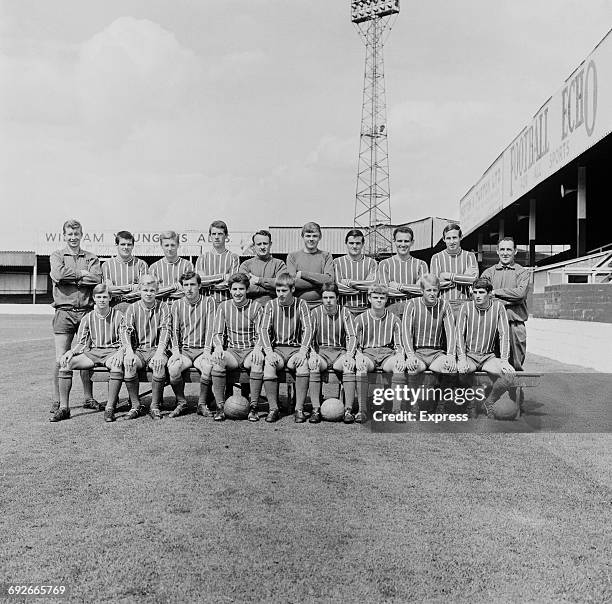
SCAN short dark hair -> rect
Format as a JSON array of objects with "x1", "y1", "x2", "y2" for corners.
[
  {"x1": 209, "y1": 220, "x2": 229, "y2": 236},
  {"x1": 321, "y1": 282, "x2": 339, "y2": 297},
  {"x1": 93, "y1": 283, "x2": 109, "y2": 296},
  {"x1": 345, "y1": 229, "x2": 365, "y2": 243},
  {"x1": 228, "y1": 273, "x2": 250, "y2": 289},
  {"x1": 472, "y1": 278, "x2": 493, "y2": 292},
  {"x1": 115, "y1": 230, "x2": 135, "y2": 245},
  {"x1": 443, "y1": 223, "x2": 462, "y2": 237},
  {"x1": 393, "y1": 226, "x2": 414, "y2": 241},
  {"x1": 498, "y1": 236, "x2": 516, "y2": 249},
  {"x1": 180, "y1": 270, "x2": 201, "y2": 285},
  {"x1": 301, "y1": 222, "x2": 321, "y2": 236},
  {"x1": 252, "y1": 229, "x2": 272, "y2": 244}
]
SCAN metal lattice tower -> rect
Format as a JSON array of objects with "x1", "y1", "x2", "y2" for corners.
[{"x1": 351, "y1": 1, "x2": 399, "y2": 256}]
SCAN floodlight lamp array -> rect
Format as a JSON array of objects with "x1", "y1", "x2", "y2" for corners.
[{"x1": 351, "y1": 0, "x2": 400, "y2": 24}]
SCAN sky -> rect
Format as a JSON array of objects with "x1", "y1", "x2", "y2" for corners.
[{"x1": 1, "y1": 0, "x2": 611, "y2": 249}]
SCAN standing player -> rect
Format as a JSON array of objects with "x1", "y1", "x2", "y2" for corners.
[
  {"x1": 195, "y1": 220, "x2": 240, "y2": 305},
  {"x1": 308, "y1": 283, "x2": 358, "y2": 424},
  {"x1": 149, "y1": 231, "x2": 194, "y2": 301},
  {"x1": 333, "y1": 229, "x2": 377, "y2": 316},
  {"x1": 402, "y1": 274, "x2": 457, "y2": 413},
  {"x1": 53, "y1": 284, "x2": 124, "y2": 422},
  {"x1": 102, "y1": 230, "x2": 148, "y2": 313},
  {"x1": 239, "y1": 230, "x2": 287, "y2": 306},
  {"x1": 167, "y1": 271, "x2": 216, "y2": 418},
  {"x1": 211, "y1": 273, "x2": 265, "y2": 422},
  {"x1": 430, "y1": 223, "x2": 479, "y2": 320},
  {"x1": 259, "y1": 273, "x2": 312, "y2": 423},
  {"x1": 354, "y1": 285, "x2": 406, "y2": 422},
  {"x1": 122, "y1": 275, "x2": 172, "y2": 421},
  {"x1": 377, "y1": 226, "x2": 427, "y2": 319},
  {"x1": 480, "y1": 237, "x2": 530, "y2": 371},
  {"x1": 286, "y1": 222, "x2": 334, "y2": 310},
  {"x1": 456, "y1": 278, "x2": 515, "y2": 418},
  {"x1": 50, "y1": 219, "x2": 102, "y2": 414}
]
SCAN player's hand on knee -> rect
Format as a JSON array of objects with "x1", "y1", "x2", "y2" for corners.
[
  {"x1": 457, "y1": 359, "x2": 470, "y2": 374},
  {"x1": 500, "y1": 360, "x2": 515, "y2": 374},
  {"x1": 308, "y1": 353, "x2": 321, "y2": 371},
  {"x1": 60, "y1": 350, "x2": 73, "y2": 369},
  {"x1": 355, "y1": 352, "x2": 367, "y2": 373},
  {"x1": 293, "y1": 350, "x2": 307, "y2": 368},
  {"x1": 212, "y1": 346, "x2": 225, "y2": 364},
  {"x1": 444, "y1": 355, "x2": 457, "y2": 373},
  {"x1": 124, "y1": 351, "x2": 136, "y2": 371},
  {"x1": 109, "y1": 351, "x2": 123, "y2": 370},
  {"x1": 267, "y1": 352, "x2": 282, "y2": 368},
  {"x1": 251, "y1": 346, "x2": 264, "y2": 367},
  {"x1": 151, "y1": 353, "x2": 165, "y2": 373},
  {"x1": 394, "y1": 355, "x2": 407, "y2": 372},
  {"x1": 405, "y1": 353, "x2": 418, "y2": 372},
  {"x1": 343, "y1": 355, "x2": 356, "y2": 373}
]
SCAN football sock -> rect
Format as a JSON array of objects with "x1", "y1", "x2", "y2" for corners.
[
  {"x1": 356, "y1": 372, "x2": 368, "y2": 415},
  {"x1": 249, "y1": 370, "x2": 264, "y2": 407},
  {"x1": 52, "y1": 361, "x2": 61, "y2": 401},
  {"x1": 391, "y1": 372, "x2": 405, "y2": 413},
  {"x1": 58, "y1": 369, "x2": 73, "y2": 409},
  {"x1": 124, "y1": 376, "x2": 140, "y2": 407},
  {"x1": 199, "y1": 376, "x2": 212, "y2": 406},
  {"x1": 264, "y1": 377, "x2": 279, "y2": 411},
  {"x1": 294, "y1": 374, "x2": 309, "y2": 412},
  {"x1": 107, "y1": 371, "x2": 123, "y2": 411},
  {"x1": 308, "y1": 372, "x2": 322, "y2": 410},
  {"x1": 81, "y1": 369, "x2": 94, "y2": 400},
  {"x1": 211, "y1": 369, "x2": 227, "y2": 408},
  {"x1": 342, "y1": 373, "x2": 356, "y2": 411},
  {"x1": 151, "y1": 376, "x2": 165, "y2": 410}
]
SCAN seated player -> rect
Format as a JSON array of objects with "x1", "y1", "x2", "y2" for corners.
[
  {"x1": 259, "y1": 272, "x2": 312, "y2": 423},
  {"x1": 53, "y1": 284, "x2": 124, "y2": 423},
  {"x1": 377, "y1": 226, "x2": 428, "y2": 319},
  {"x1": 239, "y1": 229, "x2": 287, "y2": 306},
  {"x1": 430, "y1": 223, "x2": 479, "y2": 321},
  {"x1": 102, "y1": 230, "x2": 148, "y2": 313},
  {"x1": 354, "y1": 285, "x2": 406, "y2": 422},
  {"x1": 211, "y1": 273, "x2": 265, "y2": 422},
  {"x1": 196, "y1": 220, "x2": 240, "y2": 305},
  {"x1": 456, "y1": 278, "x2": 516, "y2": 418},
  {"x1": 308, "y1": 283, "x2": 357, "y2": 424},
  {"x1": 287, "y1": 222, "x2": 334, "y2": 310},
  {"x1": 167, "y1": 271, "x2": 216, "y2": 418},
  {"x1": 402, "y1": 274, "x2": 457, "y2": 413},
  {"x1": 122, "y1": 275, "x2": 171, "y2": 421},
  {"x1": 333, "y1": 229, "x2": 377, "y2": 316},
  {"x1": 149, "y1": 230, "x2": 194, "y2": 301}
]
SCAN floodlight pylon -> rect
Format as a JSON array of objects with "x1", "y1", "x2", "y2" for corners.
[{"x1": 351, "y1": 1, "x2": 399, "y2": 257}]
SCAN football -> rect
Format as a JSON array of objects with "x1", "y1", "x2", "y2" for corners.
[
  {"x1": 320, "y1": 398, "x2": 344, "y2": 422},
  {"x1": 492, "y1": 395, "x2": 518, "y2": 421},
  {"x1": 224, "y1": 395, "x2": 250, "y2": 420}
]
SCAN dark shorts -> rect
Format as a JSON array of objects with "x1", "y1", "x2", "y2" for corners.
[
  {"x1": 227, "y1": 347, "x2": 253, "y2": 369},
  {"x1": 274, "y1": 345, "x2": 302, "y2": 365},
  {"x1": 52, "y1": 308, "x2": 89, "y2": 335},
  {"x1": 363, "y1": 347, "x2": 396, "y2": 370},
  {"x1": 136, "y1": 347, "x2": 167, "y2": 366},
  {"x1": 83, "y1": 347, "x2": 120, "y2": 366},
  {"x1": 415, "y1": 347, "x2": 445, "y2": 368},
  {"x1": 466, "y1": 351, "x2": 496, "y2": 371},
  {"x1": 318, "y1": 346, "x2": 346, "y2": 368},
  {"x1": 182, "y1": 347, "x2": 209, "y2": 363}
]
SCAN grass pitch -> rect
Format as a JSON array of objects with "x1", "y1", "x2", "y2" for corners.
[{"x1": 0, "y1": 315, "x2": 610, "y2": 603}]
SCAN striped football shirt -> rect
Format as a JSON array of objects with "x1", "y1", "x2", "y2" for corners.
[
  {"x1": 260, "y1": 297, "x2": 313, "y2": 353},
  {"x1": 377, "y1": 255, "x2": 427, "y2": 299},
  {"x1": 121, "y1": 300, "x2": 171, "y2": 351},
  {"x1": 456, "y1": 299, "x2": 510, "y2": 361},
  {"x1": 354, "y1": 309, "x2": 403, "y2": 354},
  {"x1": 196, "y1": 249, "x2": 240, "y2": 303},
  {"x1": 149, "y1": 257, "x2": 194, "y2": 299},
  {"x1": 73, "y1": 307, "x2": 123, "y2": 353},
  {"x1": 102, "y1": 256, "x2": 148, "y2": 291},
  {"x1": 429, "y1": 249, "x2": 479, "y2": 304},
  {"x1": 310, "y1": 305, "x2": 357, "y2": 356},
  {"x1": 171, "y1": 295, "x2": 216, "y2": 353},
  {"x1": 212, "y1": 299, "x2": 263, "y2": 350},
  {"x1": 402, "y1": 297, "x2": 456, "y2": 355},
  {"x1": 333, "y1": 254, "x2": 377, "y2": 313}
]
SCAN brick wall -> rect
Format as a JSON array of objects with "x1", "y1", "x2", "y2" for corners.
[{"x1": 531, "y1": 284, "x2": 612, "y2": 322}]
